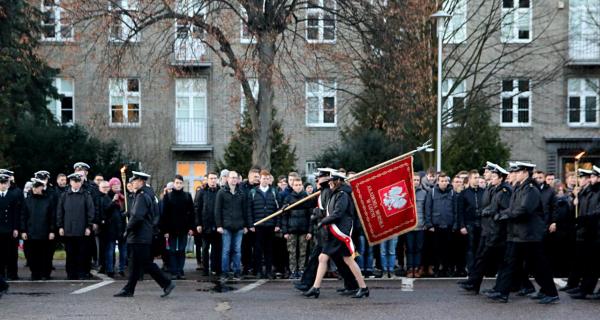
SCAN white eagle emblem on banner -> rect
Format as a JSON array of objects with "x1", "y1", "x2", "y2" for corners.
[{"x1": 383, "y1": 186, "x2": 408, "y2": 211}]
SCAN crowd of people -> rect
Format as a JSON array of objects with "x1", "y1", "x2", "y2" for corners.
[{"x1": 1, "y1": 159, "x2": 600, "y2": 303}]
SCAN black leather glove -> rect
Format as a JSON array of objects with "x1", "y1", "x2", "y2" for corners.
[
  {"x1": 493, "y1": 213, "x2": 509, "y2": 221},
  {"x1": 281, "y1": 204, "x2": 290, "y2": 211}
]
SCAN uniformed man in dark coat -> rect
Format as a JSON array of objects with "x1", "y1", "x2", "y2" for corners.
[
  {"x1": 114, "y1": 171, "x2": 174, "y2": 298},
  {"x1": 487, "y1": 162, "x2": 559, "y2": 304},
  {"x1": 569, "y1": 166, "x2": 600, "y2": 299},
  {"x1": 460, "y1": 163, "x2": 510, "y2": 293},
  {"x1": 0, "y1": 173, "x2": 21, "y2": 283},
  {"x1": 1, "y1": 169, "x2": 22, "y2": 280},
  {"x1": 195, "y1": 172, "x2": 221, "y2": 276},
  {"x1": 57, "y1": 173, "x2": 95, "y2": 280},
  {"x1": 562, "y1": 168, "x2": 594, "y2": 293},
  {"x1": 20, "y1": 178, "x2": 56, "y2": 280}
]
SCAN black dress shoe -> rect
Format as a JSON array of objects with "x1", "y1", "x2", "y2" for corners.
[
  {"x1": 161, "y1": 282, "x2": 176, "y2": 298},
  {"x1": 114, "y1": 290, "x2": 133, "y2": 297},
  {"x1": 352, "y1": 287, "x2": 370, "y2": 298},
  {"x1": 340, "y1": 289, "x2": 358, "y2": 296},
  {"x1": 303, "y1": 287, "x2": 320, "y2": 298},
  {"x1": 336, "y1": 287, "x2": 348, "y2": 292},
  {"x1": 538, "y1": 295, "x2": 559, "y2": 304},
  {"x1": 559, "y1": 286, "x2": 575, "y2": 292},
  {"x1": 295, "y1": 283, "x2": 310, "y2": 292},
  {"x1": 456, "y1": 279, "x2": 470, "y2": 285},
  {"x1": 565, "y1": 287, "x2": 581, "y2": 295},
  {"x1": 460, "y1": 283, "x2": 476, "y2": 291},
  {"x1": 570, "y1": 292, "x2": 588, "y2": 300},
  {"x1": 516, "y1": 287, "x2": 535, "y2": 296},
  {"x1": 486, "y1": 292, "x2": 508, "y2": 303},
  {"x1": 528, "y1": 292, "x2": 547, "y2": 300},
  {"x1": 481, "y1": 288, "x2": 497, "y2": 295}
]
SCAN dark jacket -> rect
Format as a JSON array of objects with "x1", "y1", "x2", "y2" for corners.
[
  {"x1": 551, "y1": 194, "x2": 575, "y2": 237},
  {"x1": 56, "y1": 188, "x2": 95, "y2": 237},
  {"x1": 20, "y1": 192, "x2": 55, "y2": 240},
  {"x1": 215, "y1": 185, "x2": 249, "y2": 231},
  {"x1": 194, "y1": 185, "x2": 220, "y2": 233},
  {"x1": 481, "y1": 182, "x2": 511, "y2": 247},
  {"x1": 424, "y1": 185, "x2": 455, "y2": 229},
  {"x1": 282, "y1": 191, "x2": 312, "y2": 235},
  {"x1": 538, "y1": 183, "x2": 556, "y2": 227},
  {"x1": 414, "y1": 186, "x2": 427, "y2": 231},
  {"x1": 577, "y1": 183, "x2": 600, "y2": 242},
  {"x1": 161, "y1": 189, "x2": 194, "y2": 236},
  {"x1": 126, "y1": 188, "x2": 155, "y2": 244},
  {"x1": 499, "y1": 178, "x2": 545, "y2": 242},
  {"x1": 248, "y1": 186, "x2": 281, "y2": 228},
  {"x1": 100, "y1": 191, "x2": 126, "y2": 241},
  {"x1": 0, "y1": 188, "x2": 21, "y2": 234},
  {"x1": 457, "y1": 186, "x2": 484, "y2": 229},
  {"x1": 321, "y1": 187, "x2": 353, "y2": 235}
]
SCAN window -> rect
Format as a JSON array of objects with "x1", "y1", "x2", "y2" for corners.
[
  {"x1": 306, "y1": 0, "x2": 336, "y2": 43},
  {"x1": 305, "y1": 161, "x2": 318, "y2": 176},
  {"x1": 109, "y1": 78, "x2": 141, "y2": 126},
  {"x1": 41, "y1": 0, "x2": 73, "y2": 41},
  {"x1": 174, "y1": 0, "x2": 207, "y2": 61},
  {"x1": 176, "y1": 161, "x2": 207, "y2": 195},
  {"x1": 569, "y1": 0, "x2": 600, "y2": 61},
  {"x1": 109, "y1": 0, "x2": 140, "y2": 42},
  {"x1": 442, "y1": 79, "x2": 466, "y2": 126},
  {"x1": 568, "y1": 78, "x2": 599, "y2": 126},
  {"x1": 47, "y1": 78, "x2": 74, "y2": 125},
  {"x1": 501, "y1": 0, "x2": 532, "y2": 43},
  {"x1": 240, "y1": 6, "x2": 256, "y2": 44},
  {"x1": 306, "y1": 79, "x2": 336, "y2": 126},
  {"x1": 240, "y1": 78, "x2": 259, "y2": 117},
  {"x1": 175, "y1": 78, "x2": 208, "y2": 144},
  {"x1": 501, "y1": 79, "x2": 531, "y2": 126},
  {"x1": 443, "y1": 0, "x2": 467, "y2": 43}
]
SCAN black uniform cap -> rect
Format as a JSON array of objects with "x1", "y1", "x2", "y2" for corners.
[
  {"x1": 67, "y1": 173, "x2": 83, "y2": 182},
  {"x1": 0, "y1": 174, "x2": 10, "y2": 183}
]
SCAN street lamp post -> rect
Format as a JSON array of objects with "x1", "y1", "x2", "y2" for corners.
[{"x1": 430, "y1": 10, "x2": 451, "y2": 173}]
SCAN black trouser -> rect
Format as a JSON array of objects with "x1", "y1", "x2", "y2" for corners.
[
  {"x1": 98, "y1": 233, "x2": 108, "y2": 271},
  {"x1": 431, "y1": 228, "x2": 453, "y2": 273},
  {"x1": 194, "y1": 234, "x2": 203, "y2": 266},
  {"x1": 0, "y1": 234, "x2": 14, "y2": 279},
  {"x1": 123, "y1": 243, "x2": 171, "y2": 294},
  {"x1": 396, "y1": 234, "x2": 406, "y2": 270},
  {"x1": 83, "y1": 236, "x2": 96, "y2": 274},
  {"x1": 202, "y1": 232, "x2": 222, "y2": 275},
  {"x1": 465, "y1": 225, "x2": 482, "y2": 276},
  {"x1": 301, "y1": 243, "x2": 321, "y2": 286},
  {"x1": 578, "y1": 241, "x2": 600, "y2": 294},
  {"x1": 26, "y1": 240, "x2": 53, "y2": 279},
  {"x1": 544, "y1": 231, "x2": 574, "y2": 278},
  {"x1": 242, "y1": 231, "x2": 255, "y2": 273},
  {"x1": 495, "y1": 242, "x2": 557, "y2": 297},
  {"x1": 467, "y1": 240, "x2": 505, "y2": 292},
  {"x1": 566, "y1": 240, "x2": 588, "y2": 288},
  {"x1": 254, "y1": 226, "x2": 275, "y2": 275},
  {"x1": 273, "y1": 234, "x2": 288, "y2": 274},
  {"x1": 64, "y1": 236, "x2": 88, "y2": 279}
]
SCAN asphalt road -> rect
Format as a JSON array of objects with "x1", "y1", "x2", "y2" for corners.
[{"x1": 2, "y1": 276, "x2": 598, "y2": 320}]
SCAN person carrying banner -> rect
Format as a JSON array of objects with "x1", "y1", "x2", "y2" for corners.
[{"x1": 303, "y1": 171, "x2": 369, "y2": 299}]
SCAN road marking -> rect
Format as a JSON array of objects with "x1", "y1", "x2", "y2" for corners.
[
  {"x1": 401, "y1": 278, "x2": 414, "y2": 292},
  {"x1": 234, "y1": 279, "x2": 268, "y2": 293},
  {"x1": 554, "y1": 278, "x2": 567, "y2": 288},
  {"x1": 70, "y1": 271, "x2": 114, "y2": 295}
]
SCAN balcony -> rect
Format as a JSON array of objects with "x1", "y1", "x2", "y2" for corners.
[
  {"x1": 171, "y1": 38, "x2": 211, "y2": 67},
  {"x1": 172, "y1": 117, "x2": 212, "y2": 151},
  {"x1": 569, "y1": 39, "x2": 600, "y2": 65}
]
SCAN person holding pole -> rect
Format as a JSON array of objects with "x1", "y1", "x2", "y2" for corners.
[{"x1": 303, "y1": 171, "x2": 369, "y2": 299}]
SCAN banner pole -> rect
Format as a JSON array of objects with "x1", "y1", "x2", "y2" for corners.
[{"x1": 253, "y1": 140, "x2": 432, "y2": 226}]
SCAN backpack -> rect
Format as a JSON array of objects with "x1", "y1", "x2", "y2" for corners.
[{"x1": 249, "y1": 187, "x2": 279, "y2": 208}]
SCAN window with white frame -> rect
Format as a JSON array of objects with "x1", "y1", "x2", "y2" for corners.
[
  {"x1": 501, "y1": 79, "x2": 531, "y2": 126},
  {"x1": 568, "y1": 78, "x2": 599, "y2": 126},
  {"x1": 47, "y1": 78, "x2": 74, "y2": 125},
  {"x1": 109, "y1": 0, "x2": 140, "y2": 42},
  {"x1": 174, "y1": 0, "x2": 207, "y2": 61},
  {"x1": 569, "y1": 0, "x2": 600, "y2": 61},
  {"x1": 501, "y1": 0, "x2": 531, "y2": 43},
  {"x1": 240, "y1": 78, "x2": 259, "y2": 117},
  {"x1": 442, "y1": 78, "x2": 466, "y2": 126},
  {"x1": 176, "y1": 161, "x2": 207, "y2": 195},
  {"x1": 305, "y1": 161, "x2": 318, "y2": 176},
  {"x1": 443, "y1": 0, "x2": 467, "y2": 43},
  {"x1": 306, "y1": 79, "x2": 336, "y2": 126},
  {"x1": 41, "y1": 0, "x2": 73, "y2": 41},
  {"x1": 109, "y1": 78, "x2": 141, "y2": 126},
  {"x1": 240, "y1": 6, "x2": 256, "y2": 44},
  {"x1": 306, "y1": 0, "x2": 336, "y2": 43}
]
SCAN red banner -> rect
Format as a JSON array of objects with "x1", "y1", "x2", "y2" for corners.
[{"x1": 349, "y1": 156, "x2": 417, "y2": 245}]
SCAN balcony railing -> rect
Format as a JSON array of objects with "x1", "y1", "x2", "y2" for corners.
[
  {"x1": 175, "y1": 117, "x2": 207, "y2": 145},
  {"x1": 172, "y1": 38, "x2": 211, "y2": 66}
]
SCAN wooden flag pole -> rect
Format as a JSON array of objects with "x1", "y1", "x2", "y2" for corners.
[{"x1": 253, "y1": 140, "x2": 433, "y2": 226}]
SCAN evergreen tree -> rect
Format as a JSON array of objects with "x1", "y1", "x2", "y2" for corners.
[
  {"x1": 217, "y1": 111, "x2": 297, "y2": 179},
  {"x1": 0, "y1": 0, "x2": 59, "y2": 163},
  {"x1": 442, "y1": 97, "x2": 511, "y2": 176}
]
